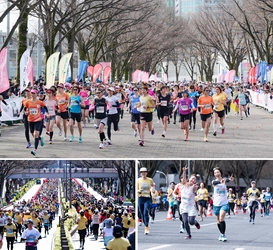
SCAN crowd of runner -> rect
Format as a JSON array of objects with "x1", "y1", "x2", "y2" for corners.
[
  {"x1": 0, "y1": 79, "x2": 259, "y2": 155},
  {"x1": 137, "y1": 167, "x2": 273, "y2": 242}
]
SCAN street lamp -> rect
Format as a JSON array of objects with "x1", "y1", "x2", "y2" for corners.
[{"x1": 156, "y1": 170, "x2": 168, "y2": 189}]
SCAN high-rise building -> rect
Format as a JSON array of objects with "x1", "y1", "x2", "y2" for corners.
[{"x1": 175, "y1": 0, "x2": 227, "y2": 16}]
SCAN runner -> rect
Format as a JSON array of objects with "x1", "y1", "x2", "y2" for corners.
[
  {"x1": 56, "y1": 83, "x2": 70, "y2": 141},
  {"x1": 224, "y1": 83, "x2": 232, "y2": 117},
  {"x1": 227, "y1": 188, "x2": 235, "y2": 218},
  {"x1": 4, "y1": 217, "x2": 16, "y2": 250},
  {"x1": 68, "y1": 85, "x2": 85, "y2": 143},
  {"x1": 156, "y1": 86, "x2": 171, "y2": 137},
  {"x1": 197, "y1": 87, "x2": 214, "y2": 141},
  {"x1": 18, "y1": 88, "x2": 32, "y2": 147},
  {"x1": 89, "y1": 89, "x2": 109, "y2": 149},
  {"x1": 128, "y1": 87, "x2": 141, "y2": 139},
  {"x1": 21, "y1": 219, "x2": 41, "y2": 250},
  {"x1": 240, "y1": 193, "x2": 248, "y2": 214},
  {"x1": 188, "y1": 85, "x2": 199, "y2": 130},
  {"x1": 106, "y1": 87, "x2": 120, "y2": 145},
  {"x1": 235, "y1": 88, "x2": 248, "y2": 120},
  {"x1": 167, "y1": 182, "x2": 177, "y2": 220},
  {"x1": 149, "y1": 183, "x2": 158, "y2": 224},
  {"x1": 24, "y1": 89, "x2": 49, "y2": 156},
  {"x1": 246, "y1": 181, "x2": 260, "y2": 224},
  {"x1": 137, "y1": 167, "x2": 154, "y2": 235},
  {"x1": 263, "y1": 187, "x2": 272, "y2": 217},
  {"x1": 196, "y1": 182, "x2": 209, "y2": 221},
  {"x1": 179, "y1": 166, "x2": 200, "y2": 239},
  {"x1": 259, "y1": 190, "x2": 266, "y2": 217},
  {"x1": 173, "y1": 177, "x2": 185, "y2": 233},
  {"x1": 212, "y1": 167, "x2": 234, "y2": 242},
  {"x1": 77, "y1": 210, "x2": 87, "y2": 249},
  {"x1": 243, "y1": 86, "x2": 252, "y2": 115},
  {"x1": 79, "y1": 83, "x2": 90, "y2": 128},
  {"x1": 44, "y1": 89, "x2": 57, "y2": 144},
  {"x1": 137, "y1": 85, "x2": 155, "y2": 147},
  {"x1": 173, "y1": 91, "x2": 193, "y2": 141},
  {"x1": 212, "y1": 86, "x2": 227, "y2": 136}
]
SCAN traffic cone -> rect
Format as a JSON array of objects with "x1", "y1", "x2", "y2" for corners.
[
  {"x1": 234, "y1": 204, "x2": 238, "y2": 214},
  {"x1": 207, "y1": 204, "x2": 213, "y2": 216},
  {"x1": 166, "y1": 206, "x2": 173, "y2": 220}
]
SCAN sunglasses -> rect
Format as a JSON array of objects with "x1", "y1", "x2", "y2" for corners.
[{"x1": 204, "y1": 90, "x2": 210, "y2": 92}]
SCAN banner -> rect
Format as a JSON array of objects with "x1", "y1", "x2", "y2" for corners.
[
  {"x1": 239, "y1": 61, "x2": 251, "y2": 84},
  {"x1": 58, "y1": 53, "x2": 72, "y2": 84},
  {"x1": 0, "y1": 47, "x2": 10, "y2": 94},
  {"x1": 87, "y1": 66, "x2": 94, "y2": 77},
  {"x1": 93, "y1": 63, "x2": 103, "y2": 81},
  {"x1": 103, "y1": 66, "x2": 111, "y2": 83},
  {"x1": 26, "y1": 57, "x2": 34, "y2": 86},
  {"x1": 46, "y1": 52, "x2": 60, "y2": 88},
  {"x1": 0, "y1": 97, "x2": 23, "y2": 121},
  {"x1": 226, "y1": 70, "x2": 236, "y2": 82},
  {"x1": 132, "y1": 70, "x2": 141, "y2": 82},
  {"x1": 66, "y1": 64, "x2": 71, "y2": 83},
  {"x1": 249, "y1": 89, "x2": 273, "y2": 112},
  {"x1": 20, "y1": 49, "x2": 30, "y2": 92},
  {"x1": 77, "y1": 60, "x2": 88, "y2": 82}
]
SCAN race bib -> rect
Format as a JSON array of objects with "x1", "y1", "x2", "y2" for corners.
[
  {"x1": 214, "y1": 102, "x2": 219, "y2": 108},
  {"x1": 161, "y1": 100, "x2": 167, "y2": 107},
  {"x1": 96, "y1": 106, "x2": 104, "y2": 113},
  {"x1": 29, "y1": 108, "x2": 38, "y2": 115},
  {"x1": 204, "y1": 104, "x2": 211, "y2": 110},
  {"x1": 71, "y1": 100, "x2": 78, "y2": 106},
  {"x1": 48, "y1": 107, "x2": 54, "y2": 112},
  {"x1": 58, "y1": 100, "x2": 65, "y2": 104},
  {"x1": 181, "y1": 105, "x2": 188, "y2": 111},
  {"x1": 7, "y1": 228, "x2": 13, "y2": 234}
]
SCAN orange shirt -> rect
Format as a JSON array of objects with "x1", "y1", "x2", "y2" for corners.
[
  {"x1": 56, "y1": 93, "x2": 69, "y2": 112},
  {"x1": 25, "y1": 99, "x2": 45, "y2": 122},
  {"x1": 198, "y1": 95, "x2": 213, "y2": 114}
]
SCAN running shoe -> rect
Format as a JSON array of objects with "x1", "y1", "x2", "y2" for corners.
[
  {"x1": 46, "y1": 131, "x2": 50, "y2": 136},
  {"x1": 103, "y1": 139, "x2": 108, "y2": 147},
  {"x1": 249, "y1": 219, "x2": 252, "y2": 223},
  {"x1": 204, "y1": 137, "x2": 208, "y2": 142},
  {"x1": 219, "y1": 234, "x2": 223, "y2": 241},
  {"x1": 69, "y1": 135, "x2": 74, "y2": 142},
  {"x1": 63, "y1": 137, "x2": 67, "y2": 141},
  {"x1": 252, "y1": 221, "x2": 255, "y2": 224},
  {"x1": 78, "y1": 136, "x2": 82, "y2": 143},
  {"x1": 222, "y1": 234, "x2": 227, "y2": 242},
  {"x1": 184, "y1": 136, "x2": 188, "y2": 141},
  {"x1": 26, "y1": 142, "x2": 31, "y2": 148},
  {"x1": 157, "y1": 119, "x2": 160, "y2": 124},
  {"x1": 222, "y1": 127, "x2": 225, "y2": 134},
  {"x1": 161, "y1": 132, "x2": 166, "y2": 138},
  {"x1": 200, "y1": 128, "x2": 204, "y2": 131},
  {"x1": 134, "y1": 130, "x2": 137, "y2": 137},
  {"x1": 108, "y1": 139, "x2": 112, "y2": 145},
  {"x1": 31, "y1": 150, "x2": 37, "y2": 156},
  {"x1": 138, "y1": 136, "x2": 142, "y2": 141},
  {"x1": 49, "y1": 140, "x2": 52, "y2": 144},
  {"x1": 144, "y1": 227, "x2": 149, "y2": 235},
  {"x1": 139, "y1": 141, "x2": 144, "y2": 146},
  {"x1": 189, "y1": 126, "x2": 192, "y2": 131},
  {"x1": 59, "y1": 129, "x2": 62, "y2": 136},
  {"x1": 99, "y1": 143, "x2": 104, "y2": 149},
  {"x1": 173, "y1": 121, "x2": 176, "y2": 124},
  {"x1": 185, "y1": 235, "x2": 191, "y2": 240},
  {"x1": 151, "y1": 128, "x2": 155, "y2": 135},
  {"x1": 193, "y1": 124, "x2": 196, "y2": 130},
  {"x1": 195, "y1": 221, "x2": 200, "y2": 229},
  {"x1": 180, "y1": 227, "x2": 185, "y2": 233},
  {"x1": 213, "y1": 131, "x2": 217, "y2": 136},
  {"x1": 83, "y1": 123, "x2": 86, "y2": 128},
  {"x1": 241, "y1": 117, "x2": 243, "y2": 120},
  {"x1": 40, "y1": 136, "x2": 45, "y2": 147}
]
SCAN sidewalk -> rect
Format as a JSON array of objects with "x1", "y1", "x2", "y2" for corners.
[{"x1": 72, "y1": 231, "x2": 106, "y2": 250}]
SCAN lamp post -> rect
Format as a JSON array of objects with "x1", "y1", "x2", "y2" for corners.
[{"x1": 156, "y1": 170, "x2": 168, "y2": 190}]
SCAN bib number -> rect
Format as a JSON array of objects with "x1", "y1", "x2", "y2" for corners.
[
  {"x1": 96, "y1": 106, "x2": 104, "y2": 113},
  {"x1": 29, "y1": 108, "x2": 38, "y2": 115}
]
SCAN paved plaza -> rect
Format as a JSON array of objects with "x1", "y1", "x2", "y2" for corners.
[{"x1": 0, "y1": 104, "x2": 272, "y2": 158}]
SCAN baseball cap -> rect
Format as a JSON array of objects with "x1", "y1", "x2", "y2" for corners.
[
  {"x1": 113, "y1": 225, "x2": 122, "y2": 237},
  {"x1": 139, "y1": 167, "x2": 147, "y2": 172},
  {"x1": 251, "y1": 181, "x2": 256, "y2": 184},
  {"x1": 179, "y1": 83, "x2": 184, "y2": 87},
  {"x1": 108, "y1": 87, "x2": 115, "y2": 91},
  {"x1": 27, "y1": 219, "x2": 33, "y2": 224}
]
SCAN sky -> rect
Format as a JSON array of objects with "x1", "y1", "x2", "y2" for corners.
[{"x1": 0, "y1": 1, "x2": 38, "y2": 33}]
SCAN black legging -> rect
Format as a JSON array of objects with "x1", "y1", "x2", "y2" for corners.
[
  {"x1": 92, "y1": 224, "x2": 99, "y2": 238},
  {"x1": 171, "y1": 204, "x2": 177, "y2": 218},
  {"x1": 178, "y1": 201, "x2": 185, "y2": 228},
  {"x1": 156, "y1": 106, "x2": 161, "y2": 120},
  {"x1": 78, "y1": 229, "x2": 86, "y2": 245},
  {"x1": 265, "y1": 201, "x2": 271, "y2": 216},
  {"x1": 15, "y1": 224, "x2": 22, "y2": 239},
  {"x1": 149, "y1": 206, "x2": 156, "y2": 221},
  {"x1": 6, "y1": 236, "x2": 15, "y2": 250},
  {"x1": 107, "y1": 113, "x2": 119, "y2": 140},
  {"x1": 228, "y1": 202, "x2": 235, "y2": 215},
  {"x1": 182, "y1": 213, "x2": 196, "y2": 236},
  {"x1": 249, "y1": 200, "x2": 259, "y2": 221},
  {"x1": 23, "y1": 114, "x2": 30, "y2": 143},
  {"x1": 189, "y1": 110, "x2": 197, "y2": 127},
  {"x1": 224, "y1": 101, "x2": 231, "y2": 115}
]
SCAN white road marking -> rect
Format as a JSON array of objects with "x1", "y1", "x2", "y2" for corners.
[{"x1": 145, "y1": 245, "x2": 173, "y2": 250}]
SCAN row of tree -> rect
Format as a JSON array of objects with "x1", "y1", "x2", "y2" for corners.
[{"x1": 1, "y1": 0, "x2": 273, "y2": 82}]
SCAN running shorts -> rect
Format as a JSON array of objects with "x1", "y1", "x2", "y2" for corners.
[
  {"x1": 29, "y1": 121, "x2": 43, "y2": 133},
  {"x1": 70, "y1": 112, "x2": 82, "y2": 123},
  {"x1": 213, "y1": 203, "x2": 229, "y2": 216},
  {"x1": 45, "y1": 115, "x2": 56, "y2": 122},
  {"x1": 140, "y1": 112, "x2": 153, "y2": 123},
  {"x1": 56, "y1": 111, "x2": 69, "y2": 120},
  {"x1": 131, "y1": 113, "x2": 140, "y2": 124},
  {"x1": 200, "y1": 113, "x2": 212, "y2": 122},
  {"x1": 179, "y1": 113, "x2": 190, "y2": 123},
  {"x1": 213, "y1": 109, "x2": 225, "y2": 118},
  {"x1": 94, "y1": 118, "x2": 107, "y2": 127}
]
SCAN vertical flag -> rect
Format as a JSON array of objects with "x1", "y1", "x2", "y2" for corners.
[
  {"x1": 58, "y1": 53, "x2": 72, "y2": 84},
  {"x1": 0, "y1": 47, "x2": 9, "y2": 93},
  {"x1": 26, "y1": 57, "x2": 34, "y2": 85},
  {"x1": 77, "y1": 60, "x2": 88, "y2": 82},
  {"x1": 20, "y1": 49, "x2": 30, "y2": 92},
  {"x1": 87, "y1": 66, "x2": 94, "y2": 77},
  {"x1": 103, "y1": 66, "x2": 111, "y2": 83},
  {"x1": 46, "y1": 52, "x2": 60, "y2": 88}
]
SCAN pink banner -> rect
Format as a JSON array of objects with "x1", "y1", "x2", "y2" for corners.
[
  {"x1": 248, "y1": 67, "x2": 254, "y2": 84},
  {"x1": 87, "y1": 66, "x2": 94, "y2": 77},
  {"x1": 93, "y1": 63, "x2": 103, "y2": 80},
  {"x1": 103, "y1": 66, "x2": 111, "y2": 83},
  {"x1": 132, "y1": 70, "x2": 140, "y2": 82},
  {"x1": 0, "y1": 47, "x2": 10, "y2": 93},
  {"x1": 226, "y1": 69, "x2": 236, "y2": 82},
  {"x1": 100, "y1": 62, "x2": 111, "y2": 70},
  {"x1": 26, "y1": 57, "x2": 34, "y2": 85}
]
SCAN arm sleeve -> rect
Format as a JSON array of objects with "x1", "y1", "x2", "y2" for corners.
[
  {"x1": 2, "y1": 100, "x2": 8, "y2": 106},
  {"x1": 212, "y1": 180, "x2": 220, "y2": 185}
]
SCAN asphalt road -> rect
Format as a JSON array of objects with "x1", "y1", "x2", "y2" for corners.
[
  {"x1": 0, "y1": 104, "x2": 272, "y2": 158},
  {"x1": 138, "y1": 208, "x2": 273, "y2": 250}
]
